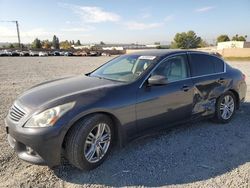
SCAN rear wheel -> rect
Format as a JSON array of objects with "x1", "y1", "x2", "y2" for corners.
[
  {"x1": 213, "y1": 91, "x2": 236, "y2": 123},
  {"x1": 65, "y1": 114, "x2": 114, "y2": 170}
]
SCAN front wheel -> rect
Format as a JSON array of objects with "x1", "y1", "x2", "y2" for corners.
[
  {"x1": 65, "y1": 114, "x2": 114, "y2": 170},
  {"x1": 213, "y1": 91, "x2": 236, "y2": 123}
]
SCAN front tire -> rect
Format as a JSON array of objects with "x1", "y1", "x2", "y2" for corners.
[
  {"x1": 213, "y1": 91, "x2": 236, "y2": 123},
  {"x1": 65, "y1": 114, "x2": 114, "y2": 170}
]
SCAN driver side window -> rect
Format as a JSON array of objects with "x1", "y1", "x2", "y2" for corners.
[{"x1": 152, "y1": 54, "x2": 189, "y2": 82}]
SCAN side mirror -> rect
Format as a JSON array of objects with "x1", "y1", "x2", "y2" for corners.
[{"x1": 148, "y1": 75, "x2": 168, "y2": 86}]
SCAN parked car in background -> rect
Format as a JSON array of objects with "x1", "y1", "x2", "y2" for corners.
[
  {"x1": 20, "y1": 51, "x2": 30, "y2": 56},
  {"x1": 52, "y1": 51, "x2": 60, "y2": 56},
  {"x1": 59, "y1": 51, "x2": 65, "y2": 56},
  {"x1": 0, "y1": 50, "x2": 9, "y2": 56},
  {"x1": 29, "y1": 51, "x2": 39, "y2": 56},
  {"x1": 39, "y1": 52, "x2": 48, "y2": 56},
  {"x1": 0, "y1": 50, "x2": 5, "y2": 56},
  {"x1": 5, "y1": 50, "x2": 247, "y2": 171},
  {"x1": 10, "y1": 50, "x2": 20, "y2": 56},
  {"x1": 64, "y1": 52, "x2": 73, "y2": 56},
  {"x1": 73, "y1": 51, "x2": 87, "y2": 56},
  {"x1": 101, "y1": 52, "x2": 111, "y2": 56},
  {"x1": 89, "y1": 51, "x2": 98, "y2": 56}
]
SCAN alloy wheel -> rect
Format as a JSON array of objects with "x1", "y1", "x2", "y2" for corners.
[
  {"x1": 84, "y1": 123, "x2": 111, "y2": 163},
  {"x1": 219, "y1": 95, "x2": 235, "y2": 120}
]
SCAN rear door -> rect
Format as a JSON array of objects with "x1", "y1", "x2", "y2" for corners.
[
  {"x1": 188, "y1": 52, "x2": 227, "y2": 116},
  {"x1": 136, "y1": 53, "x2": 194, "y2": 132}
]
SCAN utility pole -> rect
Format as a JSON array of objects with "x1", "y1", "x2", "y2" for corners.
[
  {"x1": 15, "y1": 21, "x2": 21, "y2": 49},
  {"x1": 0, "y1": 20, "x2": 21, "y2": 49}
]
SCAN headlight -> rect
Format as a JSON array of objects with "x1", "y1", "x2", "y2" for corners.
[{"x1": 24, "y1": 102, "x2": 75, "y2": 128}]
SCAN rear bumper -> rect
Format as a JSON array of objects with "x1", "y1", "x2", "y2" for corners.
[{"x1": 5, "y1": 118, "x2": 63, "y2": 167}]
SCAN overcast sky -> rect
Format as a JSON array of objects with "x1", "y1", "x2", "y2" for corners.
[{"x1": 0, "y1": 0, "x2": 250, "y2": 44}]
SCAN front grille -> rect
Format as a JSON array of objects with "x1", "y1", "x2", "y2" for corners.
[{"x1": 8, "y1": 104, "x2": 26, "y2": 122}]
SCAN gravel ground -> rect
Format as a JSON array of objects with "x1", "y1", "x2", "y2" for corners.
[{"x1": 0, "y1": 57, "x2": 249, "y2": 188}]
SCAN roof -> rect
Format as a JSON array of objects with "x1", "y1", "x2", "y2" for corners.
[
  {"x1": 128, "y1": 49, "x2": 210, "y2": 58},
  {"x1": 128, "y1": 49, "x2": 187, "y2": 57}
]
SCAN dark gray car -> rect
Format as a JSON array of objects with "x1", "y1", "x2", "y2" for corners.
[{"x1": 5, "y1": 50, "x2": 247, "y2": 170}]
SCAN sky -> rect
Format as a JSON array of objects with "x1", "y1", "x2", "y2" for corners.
[{"x1": 0, "y1": 0, "x2": 250, "y2": 44}]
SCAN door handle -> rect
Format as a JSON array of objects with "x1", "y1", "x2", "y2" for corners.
[{"x1": 182, "y1": 85, "x2": 191, "y2": 92}]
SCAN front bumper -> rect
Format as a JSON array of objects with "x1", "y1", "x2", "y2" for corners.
[{"x1": 5, "y1": 118, "x2": 64, "y2": 167}]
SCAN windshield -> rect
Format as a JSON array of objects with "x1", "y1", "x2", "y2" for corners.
[{"x1": 90, "y1": 54, "x2": 157, "y2": 82}]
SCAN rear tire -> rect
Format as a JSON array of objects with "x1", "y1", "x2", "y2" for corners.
[
  {"x1": 65, "y1": 114, "x2": 114, "y2": 170},
  {"x1": 213, "y1": 91, "x2": 236, "y2": 123}
]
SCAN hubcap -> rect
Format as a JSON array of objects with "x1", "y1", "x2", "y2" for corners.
[
  {"x1": 220, "y1": 95, "x2": 235, "y2": 120},
  {"x1": 84, "y1": 123, "x2": 111, "y2": 163}
]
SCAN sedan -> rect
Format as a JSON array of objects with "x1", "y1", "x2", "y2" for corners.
[
  {"x1": 39, "y1": 52, "x2": 48, "y2": 56},
  {"x1": 5, "y1": 50, "x2": 247, "y2": 170}
]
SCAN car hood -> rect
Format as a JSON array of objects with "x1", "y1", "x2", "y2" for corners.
[{"x1": 17, "y1": 75, "x2": 122, "y2": 109}]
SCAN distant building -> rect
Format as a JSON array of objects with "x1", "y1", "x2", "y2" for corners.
[
  {"x1": 217, "y1": 41, "x2": 250, "y2": 50},
  {"x1": 102, "y1": 46, "x2": 124, "y2": 50},
  {"x1": 145, "y1": 44, "x2": 160, "y2": 48},
  {"x1": 73, "y1": 44, "x2": 95, "y2": 49}
]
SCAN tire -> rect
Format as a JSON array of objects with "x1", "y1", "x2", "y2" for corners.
[
  {"x1": 213, "y1": 91, "x2": 236, "y2": 123},
  {"x1": 65, "y1": 114, "x2": 114, "y2": 170}
]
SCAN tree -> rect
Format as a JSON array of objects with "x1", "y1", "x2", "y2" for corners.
[
  {"x1": 100, "y1": 41, "x2": 105, "y2": 45},
  {"x1": 217, "y1": 35, "x2": 230, "y2": 43},
  {"x1": 199, "y1": 39, "x2": 209, "y2": 48},
  {"x1": 238, "y1": 36, "x2": 247, "y2": 41},
  {"x1": 8, "y1": 43, "x2": 20, "y2": 48},
  {"x1": 52, "y1": 35, "x2": 60, "y2": 49},
  {"x1": 171, "y1": 30, "x2": 202, "y2": 49},
  {"x1": 232, "y1": 34, "x2": 239, "y2": 41},
  {"x1": 31, "y1": 38, "x2": 42, "y2": 49},
  {"x1": 70, "y1": 40, "x2": 75, "y2": 45},
  {"x1": 41, "y1": 40, "x2": 52, "y2": 49},
  {"x1": 232, "y1": 34, "x2": 247, "y2": 41},
  {"x1": 60, "y1": 40, "x2": 72, "y2": 49},
  {"x1": 76, "y1": 40, "x2": 81, "y2": 46},
  {"x1": 8, "y1": 44, "x2": 14, "y2": 48}
]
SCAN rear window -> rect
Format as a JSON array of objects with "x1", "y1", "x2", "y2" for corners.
[{"x1": 189, "y1": 54, "x2": 224, "y2": 77}]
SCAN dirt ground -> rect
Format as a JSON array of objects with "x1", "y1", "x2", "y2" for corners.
[{"x1": 0, "y1": 57, "x2": 249, "y2": 188}]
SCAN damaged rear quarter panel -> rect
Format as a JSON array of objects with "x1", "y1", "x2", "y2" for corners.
[{"x1": 191, "y1": 73, "x2": 233, "y2": 116}]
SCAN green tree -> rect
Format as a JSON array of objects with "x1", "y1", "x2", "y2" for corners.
[
  {"x1": 232, "y1": 34, "x2": 247, "y2": 41},
  {"x1": 60, "y1": 40, "x2": 72, "y2": 49},
  {"x1": 8, "y1": 44, "x2": 14, "y2": 48},
  {"x1": 217, "y1": 35, "x2": 230, "y2": 43},
  {"x1": 52, "y1": 35, "x2": 60, "y2": 49},
  {"x1": 70, "y1": 40, "x2": 75, "y2": 45},
  {"x1": 76, "y1": 40, "x2": 81, "y2": 46},
  {"x1": 238, "y1": 36, "x2": 247, "y2": 41},
  {"x1": 232, "y1": 34, "x2": 239, "y2": 41},
  {"x1": 32, "y1": 38, "x2": 42, "y2": 49},
  {"x1": 199, "y1": 39, "x2": 209, "y2": 48},
  {"x1": 171, "y1": 30, "x2": 202, "y2": 49}
]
